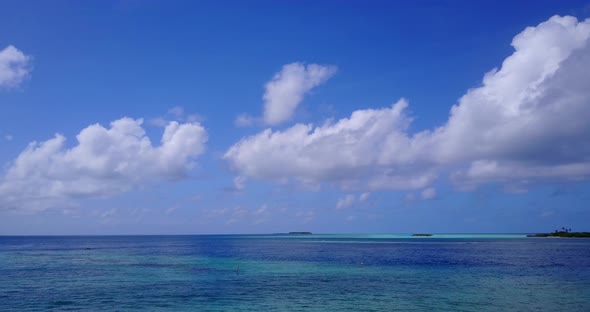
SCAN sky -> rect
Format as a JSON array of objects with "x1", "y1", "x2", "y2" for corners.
[{"x1": 1, "y1": 0, "x2": 590, "y2": 235}]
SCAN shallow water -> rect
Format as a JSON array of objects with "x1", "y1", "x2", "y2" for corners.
[{"x1": 1, "y1": 235, "x2": 589, "y2": 311}]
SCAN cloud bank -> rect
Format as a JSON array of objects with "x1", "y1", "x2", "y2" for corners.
[
  {"x1": 0, "y1": 45, "x2": 31, "y2": 88},
  {"x1": 0, "y1": 118, "x2": 207, "y2": 212},
  {"x1": 225, "y1": 15, "x2": 590, "y2": 191}
]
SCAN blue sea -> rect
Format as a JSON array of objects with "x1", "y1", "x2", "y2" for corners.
[{"x1": 1, "y1": 234, "x2": 590, "y2": 311}]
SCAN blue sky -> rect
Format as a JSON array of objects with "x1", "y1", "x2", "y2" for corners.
[{"x1": 1, "y1": 0, "x2": 590, "y2": 234}]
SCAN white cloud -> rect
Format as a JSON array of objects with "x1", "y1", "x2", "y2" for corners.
[
  {"x1": 0, "y1": 117, "x2": 207, "y2": 212},
  {"x1": 336, "y1": 194, "x2": 355, "y2": 209},
  {"x1": 233, "y1": 176, "x2": 247, "y2": 191},
  {"x1": 0, "y1": 45, "x2": 31, "y2": 88},
  {"x1": 225, "y1": 99, "x2": 431, "y2": 190},
  {"x1": 148, "y1": 106, "x2": 203, "y2": 127},
  {"x1": 437, "y1": 15, "x2": 590, "y2": 180},
  {"x1": 225, "y1": 15, "x2": 590, "y2": 191},
  {"x1": 359, "y1": 192, "x2": 370, "y2": 202},
  {"x1": 421, "y1": 187, "x2": 437, "y2": 200},
  {"x1": 428, "y1": 16, "x2": 590, "y2": 173},
  {"x1": 234, "y1": 113, "x2": 256, "y2": 127},
  {"x1": 168, "y1": 106, "x2": 184, "y2": 118},
  {"x1": 451, "y1": 161, "x2": 590, "y2": 190},
  {"x1": 4, "y1": 134, "x2": 12, "y2": 141},
  {"x1": 263, "y1": 62, "x2": 337, "y2": 125},
  {"x1": 148, "y1": 117, "x2": 168, "y2": 127}
]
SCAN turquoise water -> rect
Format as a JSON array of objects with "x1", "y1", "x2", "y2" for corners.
[{"x1": 1, "y1": 234, "x2": 589, "y2": 311}]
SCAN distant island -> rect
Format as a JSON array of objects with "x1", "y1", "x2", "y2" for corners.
[
  {"x1": 527, "y1": 227, "x2": 590, "y2": 238},
  {"x1": 288, "y1": 232, "x2": 312, "y2": 235},
  {"x1": 412, "y1": 234, "x2": 433, "y2": 237}
]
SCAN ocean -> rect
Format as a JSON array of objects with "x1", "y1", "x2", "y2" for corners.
[{"x1": 1, "y1": 234, "x2": 589, "y2": 311}]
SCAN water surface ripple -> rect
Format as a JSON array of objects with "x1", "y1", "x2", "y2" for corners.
[{"x1": 1, "y1": 235, "x2": 589, "y2": 311}]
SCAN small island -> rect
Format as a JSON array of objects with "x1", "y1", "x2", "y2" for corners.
[
  {"x1": 412, "y1": 234, "x2": 433, "y2": 237},
  {"x1": 288, "y1": 232, "x2": 312, "y2": 235},
  {"x1": 527, "y1": 227, "x2": 590, "y2": 238}
]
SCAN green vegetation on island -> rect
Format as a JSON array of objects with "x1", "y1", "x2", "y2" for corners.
[
  {"x1": 411, "y1": 234, "x2": 433, "y2": 237},
  {"x1": 288, "y1": 232, "x2": 312, "y2": 235},
  {"x1": 527, "y1": 227, "x2": 590, "y2": 238}
]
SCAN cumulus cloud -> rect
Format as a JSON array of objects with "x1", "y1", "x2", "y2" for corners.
[
  {"x1": 263, "y1": 62, "x2": 337, "y2": 125},
  {"x1": 225, "y1": 15, "x2": 590, "y2": 191},
  {"x1": 0, "y1": 117, "x2": 207, "y2": 212},
  {"x1": 225, "y1": 99, "x2": 432, "y2": 190},
  {"x1": 359, "y1": 192, "x2": 370, "y2": 202},
  {"x1": 0, "y1": 45, "x2": 31, "y2": 88},
  {"x1": 429, "y1": 15, "x2": 590, "y2": 186}
]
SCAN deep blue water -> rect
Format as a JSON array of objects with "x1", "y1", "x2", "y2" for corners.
[{"x1": 1, "y1": 234, "x2": 590, "y2": 311}]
